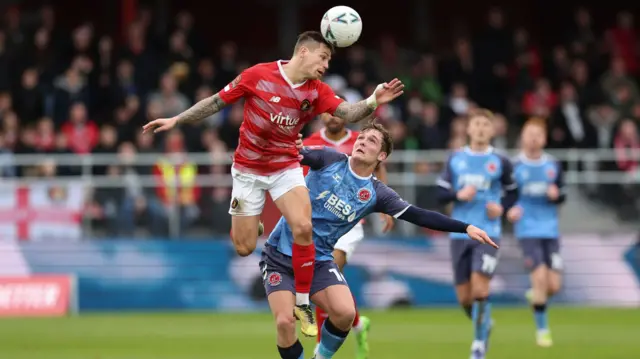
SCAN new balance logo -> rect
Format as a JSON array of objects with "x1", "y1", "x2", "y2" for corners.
[
  {"x1": 269, "y1": 96, "x2": 281, "y2": 103},
  {"x1": 301, "y1": 261, "x2": 314, "y2": 267}
]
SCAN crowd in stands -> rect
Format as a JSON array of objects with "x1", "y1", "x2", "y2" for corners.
[{"x1": 0, "y1": 5, "x2": 638, "y2": 236}]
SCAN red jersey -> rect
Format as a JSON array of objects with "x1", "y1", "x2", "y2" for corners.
[
  {"x1": 302, "y1": 128, "x2": 359, "y2": 176},
  {"x1": 218, "y1": 61, "x2": 344, "y2": 175}
]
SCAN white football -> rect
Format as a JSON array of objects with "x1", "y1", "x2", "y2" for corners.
[{"x1": 320, "y1": 6, "x2": 362, "y2": 48}]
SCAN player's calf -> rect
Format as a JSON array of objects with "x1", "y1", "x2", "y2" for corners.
[
  {"x1": 455, "y1": 283, "x2": 474, "y2": 319},
  {"x1": 230, "y1": 215, "x2": 262, "y2": 256},
  {"x1": 469, "y1": 272, "x2": 493, "y2": 356},
  {"x1": 268, "y1": 291, "x2": 305, "y2": 359},
  {"x1": 529, "y1": 265, "x2": 553, "y2": 346},
  {"x1": 547, "y1": 270, "x2": 562, "y2": 297},
  {"x1": 312, "y1": 281, "x2": 355, "y2": 359}
]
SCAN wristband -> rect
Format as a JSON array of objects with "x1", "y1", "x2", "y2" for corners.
[{"x1": 365, "y1": 83, "x2": 384, "y2": 109}]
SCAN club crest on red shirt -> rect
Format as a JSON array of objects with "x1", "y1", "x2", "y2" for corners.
[
  {"x1": 358, "y1": 188, "x2": 371, "y2": 203},
  {"x1": 300, "y1": 99, "x2": 311, "y2": 111},
  {"x1": 268, "y1": 272, "x2": 282, "y2": 286}
]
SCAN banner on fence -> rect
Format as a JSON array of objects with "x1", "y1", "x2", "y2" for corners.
[
  {"x1": 2, "y1": 233, "x2": 638, "y2": 312},
  {"x1": 0, "y1": 182, "x2": 85, "y2": 241},
  {"x1": 0, "y1": 275, "x2": 75, "y2": 317}
]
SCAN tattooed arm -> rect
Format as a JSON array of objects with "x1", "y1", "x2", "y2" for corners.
[
  {"x1": 333, "y1": 100, "x2": 376, "y2": 123},
  {"x1": 175, "y1": 93, "x2": 228, "y2": 125}
]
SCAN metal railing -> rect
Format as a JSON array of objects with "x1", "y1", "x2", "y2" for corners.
[{"x1": 1, "y1": 148, "x2": 638, "y2": 239}]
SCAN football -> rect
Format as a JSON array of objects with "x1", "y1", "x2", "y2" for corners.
[{"x1": 320, "y1": 6, "x2": 362, "y2": 48}]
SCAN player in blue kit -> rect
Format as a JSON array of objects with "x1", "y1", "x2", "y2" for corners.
[
  {"x1": 261, "y1": 122, "x2": 495, "y2": 359},
  {"x1": 436, "y1": 108, "x2": 518, "y2": 359},
  {"x1": 506, "y1": 119, "x2": 565, "y2": 348}
]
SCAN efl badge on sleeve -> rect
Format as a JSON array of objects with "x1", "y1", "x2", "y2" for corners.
[
  {"x1": 231, "y1": 74, "x2": 241, "y2": 88},
  {"x1": 300, "y1": 99, "x2": 311, "y2": 111},
  {"x1": 268, "y1": 272, "x2": 282, "y2": 286}
]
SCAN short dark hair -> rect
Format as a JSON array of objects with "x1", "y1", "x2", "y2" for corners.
[
  {"x1": 294, "y1": 31, "x2": 335, "y2": 54},
  {"x1": 361, "y1": 120, "x2": 393, "y2": 159}
]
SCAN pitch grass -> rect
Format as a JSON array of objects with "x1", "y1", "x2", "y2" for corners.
[{"x1": 1, "y1": 307, "x2": 638, "y2": 359}]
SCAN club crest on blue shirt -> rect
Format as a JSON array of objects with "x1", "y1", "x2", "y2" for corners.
[
  {"x1": 546, "y1": 168, "x2": 556, "y2": 179},
  {"x1": 267, "y1": 272, "x2": 282, "y2": 286},
  {"x1": 485, "y1": 161, "x2": 497, "y2": 174},
  {"x1": 357, "y1": 188, "x2": 371, "y2": 203}
]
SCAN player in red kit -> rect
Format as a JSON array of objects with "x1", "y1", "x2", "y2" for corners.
[
  {"x1": 143, "y1": 31, "x2": 404, "y2": 341},
  {"x1": 303, "y1": 109, "x2": 394, "y2": 359}
]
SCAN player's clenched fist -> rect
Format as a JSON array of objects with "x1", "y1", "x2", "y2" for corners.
[
  {"x1": 142, "y1": 117, "x2": 177, "y2": 134},
  {"x1": 546, "y1": 183, "x2": 560, "y2": 201},
  {"x1": 485, "y1": 202, "x2": 503, "y2": 219},
  {"x1": 506, "y1": 206, "x2": 523, "y2": 223},
  {"x1": 456, "y1": 185, "x2": 476, "y2": 201},
  {"x1": 295, "y1": 133, "x2": 304, "y2": 150},
  {"x1": 466, "y1": 225, "x2": 498, "y2": 249}
]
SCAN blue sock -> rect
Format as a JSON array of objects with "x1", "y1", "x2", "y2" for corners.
[
  {"x1": 317, "y1": 318, "x2": 350, "y2": 359},
  {"x1": 533, "y1": 304, "x2": 548, "y2": 331},
  {"x1": 472, "y1": 298, "x2": 491, "y2": 342},
  {"x1": 277, "y1": 339, "x2": 304, "y2": 359}
]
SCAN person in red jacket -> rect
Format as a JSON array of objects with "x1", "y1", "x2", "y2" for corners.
[{"x1": 61, "y1": 102, "x2": 99, "y2": 154}]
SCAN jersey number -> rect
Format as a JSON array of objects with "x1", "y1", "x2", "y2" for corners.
[
  {"x1": 481, "y1": 254, "x2": 498, "y2": 274},
  {"x1": 329, "y1": 268, "x2": 346, "y2": 282}
]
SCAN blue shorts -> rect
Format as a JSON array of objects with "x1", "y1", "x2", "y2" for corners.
[
  {"x1": 259, "y1": 245, "x2": 347, "y2": 297},
  {"x1": 519, "y1": 238, "x2": 562, "y2": 272},
  {"x1": 450, "y1": 240, "x2": 499, "y2": 285}
]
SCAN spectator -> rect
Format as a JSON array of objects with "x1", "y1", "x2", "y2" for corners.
[
  {"x1": 147, "y1": 72, "x2": 190, "y2": 118},
  {"x1": 0, "y1": 132, "x2": 15, "y2": 177},
  {"x1": 614, "y1": 119, "x2": 640, "y2": 173},
  {"x1": 14, "y1": 68, "x2": 45, "y2": 124},
  {"x1": 61, "y1": 102, "x2": 99, "y2": 154},
  {"x1": 548, "y1": 81, "x2": 597, "y2": 149},
  {"x1": 521, "y1": 78, "x2": 557, "y2": 118},
  {"x1": 33, "y1": 117, "x2": 56, "y2": 152},
  {"x1": 152, "y1": 130, "x2": 200, "y2": 236}
]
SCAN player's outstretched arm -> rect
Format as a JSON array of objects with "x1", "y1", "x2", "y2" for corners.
[
  {"x1": 176, "y1": 93, "x2": 228, "y2": 125},
  {"x1": 374, "y1": 181, "x2": 497, "y2": 248},
  {"x1": 334, "y1": 79, "x2": 404, "y2": 123},
  {"x1": 142, "y1": 93, "x2": 228, "y2": 133},
  {"x1": 397, "y1": 206, "x2": 497, "y2": 248}
]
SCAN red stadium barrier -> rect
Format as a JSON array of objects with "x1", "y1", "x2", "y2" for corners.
[{"x1": 0, "y1": 275, "x2": 76, "y2": 317}]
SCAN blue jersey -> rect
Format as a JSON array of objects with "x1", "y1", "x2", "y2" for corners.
[
  {"x1": 512, "y1": 153, "x2": 564, "y2": 240},
  {"x1": 437, "y1": 146, "x2": 516, "y2": 240},
  {"x1": 267, "y1": 147, "x2": 411, "y2": 261}
]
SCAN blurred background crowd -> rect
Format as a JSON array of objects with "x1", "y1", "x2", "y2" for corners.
[{"x1": 0, "y1": 2, "x2": 639, "y2": 238}]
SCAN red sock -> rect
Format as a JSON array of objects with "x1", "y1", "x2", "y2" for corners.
[
  {"x1": 352, "y1": 294, "x2": 361, "y2": 328},
  {"x1": 316, "y1": 306, "x2": 328, "y2": 343},
  {"x1": 292, "y1": 243, "x2": 315, "y2": 305}
]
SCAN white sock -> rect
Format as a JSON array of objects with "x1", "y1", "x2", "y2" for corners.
[
  {"x1": 471, "y1": 340, "x2": 485, "y2": 352},
  {"x1": 295, "y1": 292, "x2": 309, "y2": 306},
  {"x1": 352, "y1": 320, "x2": 364, "y2": 332}
]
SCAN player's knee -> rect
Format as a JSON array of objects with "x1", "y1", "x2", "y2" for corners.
[
  {"x1": 234, "y1": 242, "x2": 256, "y2": 257},
  {"x1": 330, "y1": 305, "x2": 356, "y2": 330},
  {"x1": 547, "y1": 278, "x2": 562, "y2": 295},
  {"x1": 233, "y1": 238, "x2": 257, "y2": 257},
  {"x1": 531, "y1": 269, "x2": 548, "y2": 290},
  {"x1": 290, "y1": 220, "x2": 313, "y2": 242},
  {"x1": 471, "y1": 286, "x2": 490, "y2": 299},
  {"x1": 275, "y1": 312, "x2": 296, "y2": 335}
]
